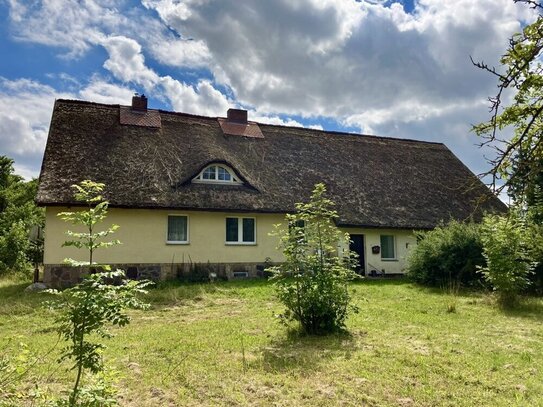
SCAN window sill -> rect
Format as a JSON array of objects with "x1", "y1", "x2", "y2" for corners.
[
  {"x1": 166, "y1": 241, "x2": 190, "y2": 245},
  {"x1": 192, "y1": 180, "x2": 243, "y2": 186},
  {"x1": 381, "y1": 258, "x2": 398, "y2": 262},
  {"x1": 225, "y1": 242, "x2": 257, "y2": 246}
]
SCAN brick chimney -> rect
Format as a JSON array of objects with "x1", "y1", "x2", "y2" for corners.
[
  {"x1": 227, "y1": 108, "x2": 247, "y2": 123},
  {"x1": 131, "y1": 93, "x2": 148, "y2": 112}
]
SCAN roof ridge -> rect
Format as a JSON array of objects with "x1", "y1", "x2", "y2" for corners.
[{"x1": 259, "y1": 123, "x2": 445, "y2": 146}]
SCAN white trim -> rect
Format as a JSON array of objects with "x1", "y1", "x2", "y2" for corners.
[
  {"x1": 166, "y1": 214, "x2": 190, "y2": 244},
  {"x1": 380, "y1": 234, "x2": 396, "y2": 260},
  {"x1": 225, "y1": 216, "x2": 257, "y2": 244},
  {"x1": 192, "y1": 164, "x2": 243, "y2": 185}
]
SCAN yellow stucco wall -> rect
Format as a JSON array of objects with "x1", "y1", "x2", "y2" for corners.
[
  {"x1": 340, "y1": 228, "x2": 417, "y2": 274},
  {"x1": 44, "y1": 207, "x2": 286, "y2": 265},
  {"x1": 44, "y1": 207, "x2": 417, "y2": 274}
]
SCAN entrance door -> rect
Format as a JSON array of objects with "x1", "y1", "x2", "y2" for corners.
[{"x1": 349, "y1": 234, "x2": 365, "y2": 275}]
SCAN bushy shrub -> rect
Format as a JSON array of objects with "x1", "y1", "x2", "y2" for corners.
[
  {"x1": 0, "y1": 220, "x2": 31, "y2": 275},
  {"x1": 267, "y1": 183, "x2": 358, "y2": 335},
  {"x1": 406, "y1": 220, "x2": 485, "y2": 287},
  {"x1": 479, "y1": 210, "x2": 535, "y2": 306},
  {"x1": 0, "y1": 156, "x2": 44, "y2": 276}
]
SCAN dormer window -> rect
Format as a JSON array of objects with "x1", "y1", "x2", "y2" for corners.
[{"x1": 193, "y1": 164, "x2": 242, "y2": 185}]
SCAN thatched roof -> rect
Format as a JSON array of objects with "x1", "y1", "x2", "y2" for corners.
[{"x1": 37, "y1": 99, "x2": 506, "y2": 229}]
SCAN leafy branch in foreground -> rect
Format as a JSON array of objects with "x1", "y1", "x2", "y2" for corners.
[
  {"x1": 473, "y1": 1, "x2": 543, "y2": 203},
  {"x1": 267, "y1": 183, "x2": 359, "y2": 335},
  {"x1": 46, "y1": 180, "x2": 151, "y2": 406}
]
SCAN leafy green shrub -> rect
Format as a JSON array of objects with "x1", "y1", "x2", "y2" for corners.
[
  {"x1": 0, "y1": 220, "x2": 31, "y2": 275},
  {"x1": 267, "y1": 183, "x2": 358, "y2": 335},
  {"x1": 0, "y1": 156, "x2": 44, "y2": 276},
  {"x1": 479, "y1": 211, "x2": 535, "y2": 306},
  {"x1": 406, "y1": 220, "x2": 485, "y2": 287}
]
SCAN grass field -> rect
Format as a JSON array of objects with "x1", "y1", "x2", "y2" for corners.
[{"x1": 1, "y1": 277, "x2": 543, "y2": 406}]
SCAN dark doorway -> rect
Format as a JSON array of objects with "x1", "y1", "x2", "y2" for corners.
[{"x1": 349, "y1": 234, "x2": 365, "y2": 275}]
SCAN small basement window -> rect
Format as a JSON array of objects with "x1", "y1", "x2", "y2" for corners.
[
  {"x1": 193, "y1": 164, "x2": 242, "y2": 185},
  {"x1": 380, "y1": 235, "x2": 396, "y2": 260},
  {"x1": 167, "y1": 215, "x2": 189, "y2": 244},
  {"x1": 226, "y1": 217, "x2": 256, "y2": 244}
]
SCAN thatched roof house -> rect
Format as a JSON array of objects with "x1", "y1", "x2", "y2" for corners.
[{"x1": 38, "y1": 96, "x2": 505, "y2": 286}]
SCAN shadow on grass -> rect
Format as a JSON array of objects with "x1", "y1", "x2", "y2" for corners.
[
  {"x1": 146, "y1": 278, "x2": 273, "y2": 309},
  {"x1": 0, "y1": 278, "x2": 53, "y2": 316},
  {"x1": 258, "y1": 328, "x2": 362, "y2": 373},
  {"x1": 0, "y1": 280, "x2": 30, "y2": 300},
  {"x1": 500, "y1": 298, "x2": 543, "y2": 321},
  {"x1": 352, "y1": 277, "x2": 410, "y2": 287}
]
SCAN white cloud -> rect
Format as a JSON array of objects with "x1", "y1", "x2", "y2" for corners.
[
  {"x1": 79, "y1": 79, "x2": 135, "y2": 105},
  {"x1": 100, "y1": 36, "x2": 160, "y2": 90},
  {"x1": 251, "y1": 112, "x2": 323, "y2": 129},
  {"x1": 0, "y1": 78, "x2": 69, "y2": 178},
  {"x1": 153, "y1": 0, "x2": 526, "y2": 118},
  {"x1": 149, "y1": 37, "x2": 211, "y2": 68},
  {"x1": 160, "y1": 77, "x2": 230, "y2": 116},
  {"x1": 6, "y1": 0, "x2": 126, "y2": 57},
  {"x1": 95, "y1": 33, "x2": 231, "y2": 116}
]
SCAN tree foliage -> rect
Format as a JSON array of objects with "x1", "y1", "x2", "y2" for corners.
[
  {"x1": 406, "y1": 220, "x2": 485, "y2": 287},
  {"x1": 479, "y1": 210, "x2": 535, "y2": 306},
  {"x1": 473, "y1": 0, "x2": 543, "y2": 204},
  {"x1": 0, "y1": 156, "x2": 44, "y2": 275},
  {"x1": 47, "y1": 180, "x2": 151, "y2": 406},
  {"x1": 267, "y1": 183, "x2": 359, "y2": 335}
]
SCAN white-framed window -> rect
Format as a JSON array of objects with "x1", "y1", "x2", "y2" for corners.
[
  {"x1": 193, "y1": 164, "x2": 242, "y2": 185},
  {"x1": 380, "y1": 235, "x2": 395, "y2": 260},
  {"x1": 226, "y1": 217, "x2": 256, "y2": 244},
  {"x1": 167, "y1": 215, "x2": 189, "y2": 244}
]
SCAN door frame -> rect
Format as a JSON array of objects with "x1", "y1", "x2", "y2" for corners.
[{"x1": 349, "y1": 234, "x2": 366, "y2": 276}]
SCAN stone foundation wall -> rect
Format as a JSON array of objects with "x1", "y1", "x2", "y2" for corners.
[{"x1": 44, "y1": 262, "x2": 274, "y2": 288}]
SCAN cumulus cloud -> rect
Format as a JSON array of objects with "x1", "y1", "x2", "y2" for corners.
[
  {"x1": 0, "y1": 78, "x2": 68, "y2": 178},
  {"x1": 144, "y1": 0, "x2": 528, "y2": 119},
  {"x1": 160, "y1": 76, "x2": 230, "y2": 116},
  {"x1": 79, "y1": 79, "x2": 135, "y2": 105},
  {"x1": 6, "y1": 0, "x2": 212, "y2": 67},
  {"x1": 251, "y1": 112, "x2": 323, "y2": 130},
  {"x1": 100, "y1": 36, "x2": 160, "y2": 90},
  {"x1": 6, "y1": 0, "x2": 127, "y2": 57}
]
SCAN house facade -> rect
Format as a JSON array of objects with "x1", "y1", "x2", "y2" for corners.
[{"x1": 37, "y1": 96, "x2": 505, "y2": 287}]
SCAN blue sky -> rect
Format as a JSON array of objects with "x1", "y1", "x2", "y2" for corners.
[{"x1": 0, "y1": 0, "x2": 533, "y2": 195}]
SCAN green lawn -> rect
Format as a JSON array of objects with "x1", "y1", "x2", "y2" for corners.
[{"x1": 1, "y1": 277, "x2": 543, "y2": 406}]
